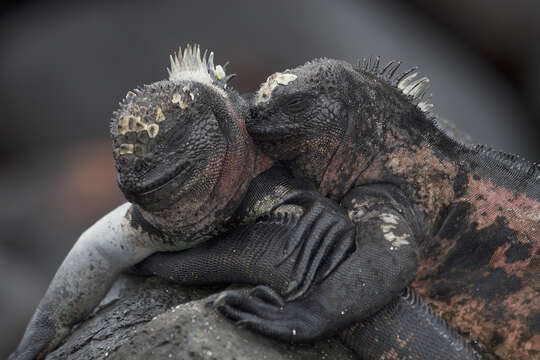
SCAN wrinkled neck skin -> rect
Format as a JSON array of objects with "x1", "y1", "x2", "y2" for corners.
[{"x1": 137, "y1": 101, "x2": 273, "y2": 249}]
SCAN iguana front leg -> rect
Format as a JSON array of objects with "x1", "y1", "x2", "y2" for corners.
[
  {"x1": 10, "y1": 203, "x2": 167, "y2": 360},
  {"x1": 215, "y1": 183, "x2": 420, "y2": 341}
]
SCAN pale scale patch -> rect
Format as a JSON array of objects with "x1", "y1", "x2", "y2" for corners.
[
  {"x1": 379, "y1": 213, "x2": 410, "y2": 248},
  {"x1": 255, "y1": 72, "x2": 297, "y2": 105},
  {"x1": 171, "y1": 93, "x2": 189, "y2": 109},
  {"x1": 118, "y1": 143, "x2": 134, "y2": 155},
  {"x1": 155, "y1": 106, "x2": 165, "y2": 122},
  {"x1": 380, "y1": 213, "x2": 399, "y2": 225}
]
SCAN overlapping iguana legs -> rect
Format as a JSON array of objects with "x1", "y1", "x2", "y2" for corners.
[{"x1": 138, "y1": 184, "x2": 482, "y2": 359}]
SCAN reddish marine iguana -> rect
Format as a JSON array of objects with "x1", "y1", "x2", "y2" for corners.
[
  {"x1": 9, "y1": 46, "x2": 353, "y2": 360},
  {"x1": 233, "y1": 58, "x2": 539, "y2": 359},
  {"x1": 142, "y1": 58, "x2": 538, "y2": 359}
]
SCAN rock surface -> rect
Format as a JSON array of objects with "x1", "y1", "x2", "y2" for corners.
[{"x1": 46, "y1": 276, "x2": 355, "y2": 360}]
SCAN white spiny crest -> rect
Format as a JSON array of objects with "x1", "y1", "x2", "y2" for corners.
[
  {"x1": 168, "y1": 44, "x2": 212, "y2": 84},
  {"x1": 359, "y1": 57, "x2": 435, "y2": 117},
  {"x1": 167, "y1": 44, "x2": 234, "y2": 86}
]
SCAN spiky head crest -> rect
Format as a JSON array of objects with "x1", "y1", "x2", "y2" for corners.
[
  {"x1": 357, "y1": 57, "x2": 434, "y2": 117},
  {"x1": 167, "y1": 44, "x2": 235, "y2": 89}
]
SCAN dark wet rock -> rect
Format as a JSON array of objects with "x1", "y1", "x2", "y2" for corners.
[{"x1": 46, "y1": 276, "x2": 355, "y2": 360}]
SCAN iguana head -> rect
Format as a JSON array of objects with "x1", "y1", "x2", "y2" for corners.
[
  {"x1": 247, "y1": 58, "x2": 432, "y2": 192},
  {"x1": 247, "y1": 59, "x2": 355, "y2": 186},
  {"x1": 111, "y1": 45, "x2": 263, "y2": 238}
]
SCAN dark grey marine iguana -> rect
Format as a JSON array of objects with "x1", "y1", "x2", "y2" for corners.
[
  {"x1": 235, "y1": 58, "x2": 539, "y2": 359},
  {"x1": 9, "y1": 46, "x2": 355, "y2": 360},
  {"x1": 140, "y1": 57, "x2": 539, "y2": 359}
]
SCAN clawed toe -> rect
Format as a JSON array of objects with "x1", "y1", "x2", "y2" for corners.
[{"x1": 214, "y1": 287, "x2": 322, "y2": 343}]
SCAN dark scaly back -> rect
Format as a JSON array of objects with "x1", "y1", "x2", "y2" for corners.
[
  {"x1": 248, "y1": 56, "x2": 539, "y2": 359},
  {"x1": 358, "y1": 56, "x2": 539, "y2": 197}
]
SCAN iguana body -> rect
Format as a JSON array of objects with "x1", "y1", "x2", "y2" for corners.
[
  {"x1": 240, "y1": 58, "x2": 539, "y2": 359},
  {"x1": 130, "y1": 57, "x2": 494, "y2": 359}
]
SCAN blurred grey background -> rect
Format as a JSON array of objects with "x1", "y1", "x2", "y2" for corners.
[{"x1": 1, "y1": 0, "x2": 538, "y2": 356}]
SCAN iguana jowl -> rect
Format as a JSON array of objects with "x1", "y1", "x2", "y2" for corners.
[
  {"x1": 239, "y1": 58, "x2": 539, "y2": 359},
  {"x1": 10, "y1": 46, "x2": 353, "y2": 359}
]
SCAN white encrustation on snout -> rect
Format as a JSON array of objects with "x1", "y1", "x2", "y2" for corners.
[{"x1": 255, "y1": 72, "x2": 298, "y2": 105}]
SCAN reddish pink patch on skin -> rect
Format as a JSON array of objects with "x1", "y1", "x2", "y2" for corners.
[
  {"x1": 489, "y1": 242, "x2": 539, "y2": 278},
  {"x1": 412, "y1": 174, "x2": 539, "y2": 359},
  {"x1": 226, "y1": 101, "x2": 249, "y2": 138},
  {"x1": 462, "y1": 174, "x2": 540, "y2": 242},
  {"x1": 215, "y1": 100, "x2": 273, "y2": 205},
  {"x1": 502, "y1": 286, "x2": 537, "y2": 319}
]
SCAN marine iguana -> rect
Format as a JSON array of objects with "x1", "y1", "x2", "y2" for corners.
[
  {"x1": 230, "y1": 57, "x2": 538, "y2": 359},
  {"x1": 9, "y1": 46, "x2": 353, "y2": 360},
  {"x1": 129, "y1": 58, "x2": 493, "y2": 359}
]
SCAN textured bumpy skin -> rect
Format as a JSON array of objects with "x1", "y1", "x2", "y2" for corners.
[{"x1": 245, "y1": 58, "x2": 539, "y2": 359}]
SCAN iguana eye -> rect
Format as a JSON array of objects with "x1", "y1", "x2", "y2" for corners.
[{"x1": 285, "y1": 96, "x2": 310, "y2": 113}]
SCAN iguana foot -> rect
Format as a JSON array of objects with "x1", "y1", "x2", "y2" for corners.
[
  {"x1": 215, "y1": 285, "x2": 327, "y2": 343},
  {"x1": 278, "y1": 191, "x2": 356, "y2": 300}
]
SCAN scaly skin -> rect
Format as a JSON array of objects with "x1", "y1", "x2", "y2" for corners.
[{"x1": 245, "y1": 58, "x2": 539, "y2": 359}]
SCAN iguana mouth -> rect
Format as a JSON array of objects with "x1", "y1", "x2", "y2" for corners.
[
  {"x1": 246, "y1": 118, "x2": 300, "y2": 141},
  {"x1": 120, "y1": 159, "x2": 194, "y2": 199}
]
